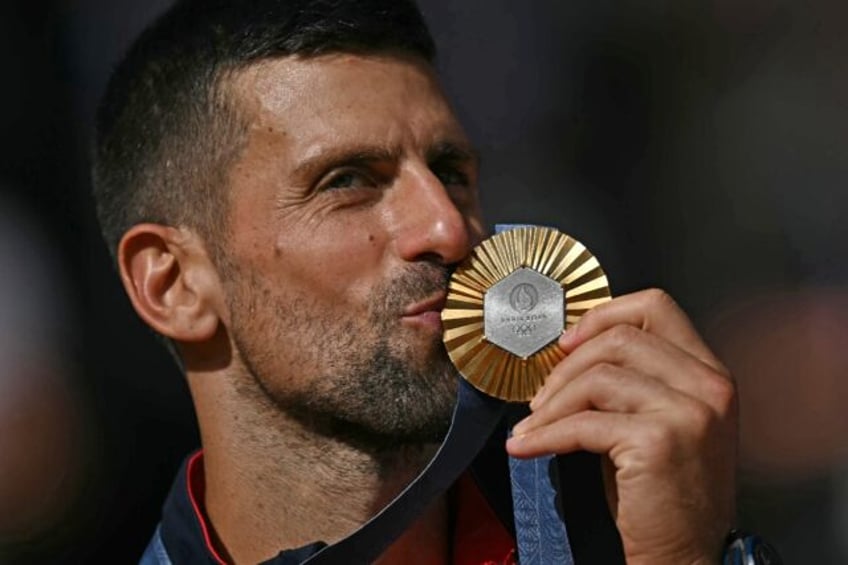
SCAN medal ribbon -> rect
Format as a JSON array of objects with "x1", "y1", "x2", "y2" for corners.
[{"x1": 496, "y1": 224, "x2": 572, "y2": 565}]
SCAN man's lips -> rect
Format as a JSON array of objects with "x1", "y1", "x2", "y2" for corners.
[
  {"x1": 402, "y1": 292, "x2": 448, "y2": 331},
  {"x1": 402, "y1": 292, "x2": 448, "y2": 317}
]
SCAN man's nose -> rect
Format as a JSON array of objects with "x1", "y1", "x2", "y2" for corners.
[{"x1": 391, "y1": 166, "x2": 476, "y2": 265}]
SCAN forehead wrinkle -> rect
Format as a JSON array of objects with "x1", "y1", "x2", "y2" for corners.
[
  {"x1": 256, "y1": 55, "x2": 454, "y2": 122},
  {"x1": 238, "y1": 55, "x2": 416, "y2": 120}
]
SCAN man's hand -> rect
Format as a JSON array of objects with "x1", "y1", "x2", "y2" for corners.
[{"x1": 506, "y1": 289, "x2": 737, "y2": 565}]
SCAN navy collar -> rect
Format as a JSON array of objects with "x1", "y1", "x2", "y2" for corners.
[
  {"x1": 159, "y1": 451, "x2": 330, "y2": 564},
  {"x1": 156, "y1": 436, "x2": 517, "y2": 565},
  {"x1": 155, "y1": 424, "x2": 620, "y2": 564}
]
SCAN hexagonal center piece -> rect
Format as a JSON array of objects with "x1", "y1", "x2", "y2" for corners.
[{"x1": 483, "y1": 267, "x2": 565, "y2": 358}]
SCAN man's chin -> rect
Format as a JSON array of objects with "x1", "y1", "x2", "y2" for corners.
[{"x1": 390, "y1": 330, "x2": 452, "y2": 371}]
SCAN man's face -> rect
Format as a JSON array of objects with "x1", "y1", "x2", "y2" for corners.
[{"x1": 219, "y1": 53, "x2": 483, "y2": 446}]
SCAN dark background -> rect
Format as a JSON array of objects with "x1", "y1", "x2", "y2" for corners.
[{"x1": 2, "y1": 1, "x2": 847, "y2": 563}]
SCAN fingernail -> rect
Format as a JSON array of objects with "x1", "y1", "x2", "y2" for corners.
[
  {"x1": 529, "y1": 392, "x2": 543, "y2": 411},
  {"x1": 529, "y1": 386, "x2": 544, "y2": 411},
  {"x1": 559, "y1": 325, "x2": 577, "y2": 348},
  {"x1": 511, "y1": 416, "x2": 533, "y2": 436}
]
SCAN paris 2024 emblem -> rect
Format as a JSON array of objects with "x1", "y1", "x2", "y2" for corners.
[{"x1": 484, "y1": 268, "x2": 564, "y2": 358}]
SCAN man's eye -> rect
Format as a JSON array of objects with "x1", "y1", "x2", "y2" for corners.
[
  {"x1": 322, "y1": 170, "x2": 374, "y2": 191},
  {"x1": 434, "y1": 167, "x2": 469, "y2": 188}
]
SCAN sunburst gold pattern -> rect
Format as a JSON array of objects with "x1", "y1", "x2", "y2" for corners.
[{"x1": 442, "y1": 227, "x2": 611, "y2": 402}]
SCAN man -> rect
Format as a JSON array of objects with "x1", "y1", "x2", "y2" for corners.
[{"x1": 93, "y1": 0, "x2": 739, "y2": 563}]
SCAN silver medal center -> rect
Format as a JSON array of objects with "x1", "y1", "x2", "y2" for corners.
[{"x1": 483, "y1": 267, "x2": 565, "y2": 358}]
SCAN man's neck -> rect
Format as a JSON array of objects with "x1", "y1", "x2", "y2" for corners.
[{"x1": 190, "y1": 371, "x2": 448, "y2": 564}]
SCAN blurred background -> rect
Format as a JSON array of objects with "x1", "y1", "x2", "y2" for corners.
[{"x1": 1, "y1": 0, "x2": 846, "y2": 562}]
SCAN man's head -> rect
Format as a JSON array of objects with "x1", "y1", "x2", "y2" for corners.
[
  {"x1": 93, "y1": 0, "x2": 484, "y2": 449},
  {"x1": 93, "y1": 0, "x2": 437, "y2": 265}
]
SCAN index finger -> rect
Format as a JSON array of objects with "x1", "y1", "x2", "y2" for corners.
[{"x1": 559, "y1": 288, "x2": 728, "y2": 374}]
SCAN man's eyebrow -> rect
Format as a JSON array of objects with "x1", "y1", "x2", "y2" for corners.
[
  {"x1": 291, "y1": 141, "x2": 479, "y2": 179},
  {"x1": 427, "y1": 140, "x2": 480, "y2": 167},
  {"x1": 292, "y1": 145, "x2": 402, "y2": 178}
]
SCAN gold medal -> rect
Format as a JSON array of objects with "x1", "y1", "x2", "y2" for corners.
[{"x1": 442, "y1": 226, "x2": 611, "y2": 402}]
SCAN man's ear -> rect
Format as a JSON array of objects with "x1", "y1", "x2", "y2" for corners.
[{"x1": 117, "y1": 223, "x2": 222, "y2": 343}]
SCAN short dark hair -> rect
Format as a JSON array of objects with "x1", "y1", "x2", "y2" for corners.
[{"x1": 92, "y1": 0, "x2": 436, "y2": 264}]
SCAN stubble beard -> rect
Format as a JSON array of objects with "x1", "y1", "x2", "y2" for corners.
[{"x1": 226, "y1": 262, "x2": 459, "y2": 452}]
